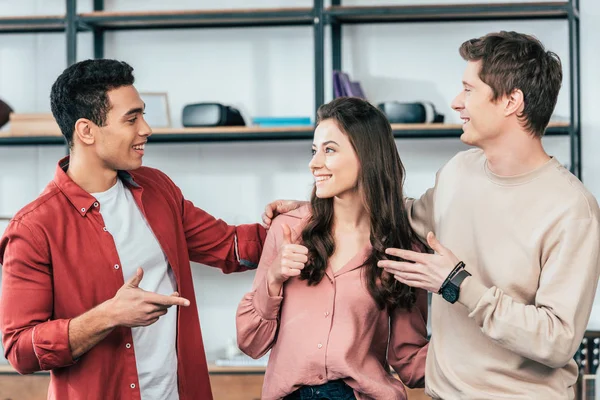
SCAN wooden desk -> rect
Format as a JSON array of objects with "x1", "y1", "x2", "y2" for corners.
[{"x1": 0, "y1": 364, "x2": 430, "y2": 400}]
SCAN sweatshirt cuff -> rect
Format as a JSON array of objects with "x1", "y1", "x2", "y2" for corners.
[
  {"x1": 457, "y1": 276, "x2": 489, "y2": 312},
  {"x1": 252, "y1": 277, "x2": 283, "y2": 320},
  {"x1": 32, "y1": 318, "x2": 76, "y2": 370}
]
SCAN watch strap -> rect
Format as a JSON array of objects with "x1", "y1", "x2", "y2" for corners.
[
  {"x1": 450, "y1": 269, "x2": 471, "y2": 290},
  {"x1": 438, "y1": 261, "x2": 465, "y2": 294}
]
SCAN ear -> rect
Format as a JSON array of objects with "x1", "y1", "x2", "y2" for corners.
[
  {"x1": 504, "y1": 88, "x2": 524, "y2": 117},
  {"x1": 73, "y1": 118, "x2": 96, "y2": 146}
]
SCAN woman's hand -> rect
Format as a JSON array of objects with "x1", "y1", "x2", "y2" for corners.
[{"x1": 266, "y1": 223, "x2": 309, "y2": 295}]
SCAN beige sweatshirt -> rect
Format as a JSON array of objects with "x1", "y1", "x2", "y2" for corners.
[{"x1": 407, "y1": 148, "x2": 600, "y2": 399}]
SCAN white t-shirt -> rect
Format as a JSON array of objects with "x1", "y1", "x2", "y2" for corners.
[{"x1": 92, "y1": 179, "x2": 179, "y2": 400}]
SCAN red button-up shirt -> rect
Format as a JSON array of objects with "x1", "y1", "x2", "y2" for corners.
[{"x1": 0, "y1": 157, "x2": 266, "y2": 400}]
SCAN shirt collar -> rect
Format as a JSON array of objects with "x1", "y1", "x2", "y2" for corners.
[{"x1": 53, "y1": 156, "x2": 141, "y2": 217}]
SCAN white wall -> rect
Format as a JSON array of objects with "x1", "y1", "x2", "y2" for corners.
[{"x1": 0, "y1": 0, "x2": 598, "y2": 361}]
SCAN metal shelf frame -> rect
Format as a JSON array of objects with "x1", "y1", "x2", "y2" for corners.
[{"x1": 0, "y1": 1, "x2": 581, "y2": 177}]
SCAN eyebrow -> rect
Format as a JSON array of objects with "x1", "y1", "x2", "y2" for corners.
[
  {"x1": 312, "y1": 140, "x2": 340, "y2": 147},
  {"x1": 123, "y1": 103, "x2": 145, "y2": 118},
  {"x1": 462, "y1": 81, "x2": 474, "y2": 87}
]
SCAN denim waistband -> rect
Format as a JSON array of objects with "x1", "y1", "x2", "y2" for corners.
[{"x1": 284, "y1": 379, "x2": 356, "y2": 400}]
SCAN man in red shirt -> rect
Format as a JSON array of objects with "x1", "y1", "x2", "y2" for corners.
[{"x1": 0, "y1": 59, "x2": 266, "y2": 400}]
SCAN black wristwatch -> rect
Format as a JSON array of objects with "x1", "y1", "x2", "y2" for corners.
[{"x1": 439, "y1": 268, "x2": 471, "y2": 304}]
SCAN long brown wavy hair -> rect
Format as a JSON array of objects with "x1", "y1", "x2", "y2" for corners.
[{"x1": 300, "y1": 97, "x2": 418, "y2": 311}]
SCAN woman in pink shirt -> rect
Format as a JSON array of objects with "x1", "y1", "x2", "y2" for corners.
[{"x1": 236, "y1": 97, "x2": 429, "y2": 400}]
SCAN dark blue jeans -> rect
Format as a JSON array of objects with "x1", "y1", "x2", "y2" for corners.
[{"x1": 284, "y1": 380, "x2": 356, "y2": 400}]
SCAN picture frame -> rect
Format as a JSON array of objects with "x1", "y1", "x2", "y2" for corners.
[{"x1": 139, "y1": 92, "x2": 171, "y2": 128}]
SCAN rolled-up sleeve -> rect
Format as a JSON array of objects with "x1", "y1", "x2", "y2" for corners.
[
  {"x1": 0, "y1": 220, "x2": 75, "y2": 374},
  {"x1": 236, "y1": 217, "x2": 284, "y2": 359}
]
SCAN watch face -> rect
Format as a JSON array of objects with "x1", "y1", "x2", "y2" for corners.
[{"x1": 442, "y1": 285, "x2": 459, "y2": 303}]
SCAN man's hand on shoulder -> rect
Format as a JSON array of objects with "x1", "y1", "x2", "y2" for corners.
[{"x1": 261, "y1": 200, "x2": 307, "y2": 229}]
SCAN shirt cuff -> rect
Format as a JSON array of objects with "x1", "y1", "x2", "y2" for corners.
[
  {"x1": 235, "y1": 224, "x2": 267, "y2": 270},
  {"x1": 252, "y1": 277, "x2": 283, "y2": 320},
  {"x1": 32, "y1": 318, "x2": 76, "y2": 370},
  {"x1": 457, "y1": 276, "x2": 490, "y2": 312}
]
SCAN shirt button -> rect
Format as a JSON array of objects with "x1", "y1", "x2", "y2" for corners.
[
  {"x1": 324, "y1": 311, "x2": 330, "y2": 317},
  {"x1": 125, "y1": 343, "x2": 131, "y2": 349},
  {"x1": 103, "y1": 227, "x2": 108, "y2": 232},
  {"x1": 80, "y1": 207, "x2": 86, "y2": 212},
  {"x1": 114, "y1": 264, "x2": 120, "y2": 270},
  {"x1": 93, "y1": 202, "x2": 99, "y2": 207},
  {"x1": 317, "y1": 343, "x2": 322, "y2": 349},
  {"x1": 130, "y1": 383, "x2": 136, "y2": 389}
]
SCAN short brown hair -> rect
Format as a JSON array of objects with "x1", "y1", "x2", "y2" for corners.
[{"x1": 459, "y1": 31, "x2": 562, "y2": 137}]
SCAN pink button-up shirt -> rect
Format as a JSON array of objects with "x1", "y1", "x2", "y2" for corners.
[{"x1": 237, "y1": 206, "x2": 429, "y2": 400}]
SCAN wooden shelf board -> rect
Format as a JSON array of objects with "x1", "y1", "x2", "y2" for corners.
[
  {"x1": 80, "y1": 8, "x2": 313, "y2": 18},
  {"x1": 0, "y1": 122, "x2": 570, "y2": 146},
  {"x1": 0, "y1": 15, "x2": 65, "y2": 21},
  {"x1": 207, "y1": 364, "x2": 266, "y2": 374},
  {"x1": 78, "y1": 8, "x2": 314, "y2": 29},
  {"x1": 326, "y1": 2, "x2": 572, "y2": 23},
  {"x1": 0, "y1": 15, "x2": 65, "y2": 32},
  {"x1": 150, "y1": 126, "x2": 313, "y2": 135}
]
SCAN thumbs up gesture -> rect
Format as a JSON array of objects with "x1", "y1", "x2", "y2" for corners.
[{"x1": 266, "y1": 223, "x2": 309, "y2": 295}]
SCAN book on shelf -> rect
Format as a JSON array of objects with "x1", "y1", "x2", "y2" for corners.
[{"x1": 333, "y1": 70, "x2": 366, "y2": 99}]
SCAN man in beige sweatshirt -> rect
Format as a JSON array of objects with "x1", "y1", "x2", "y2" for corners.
[
  {"x1": 264, "y1": 31, "x2": 600, "y2": 399},
  {"x1": 381, "y1": 31, "x2": 600, "y2": 399}
]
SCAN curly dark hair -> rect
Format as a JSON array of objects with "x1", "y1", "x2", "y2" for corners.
[
  {"x1": 300, "y1": 97, "x2": 419, "y2": 311},
  {"x1": 50, "y1": 59, "x2": 135, "y2": 147},
  {"x1": 459, "y1": 31, "x2": 562, "y2": 137}
]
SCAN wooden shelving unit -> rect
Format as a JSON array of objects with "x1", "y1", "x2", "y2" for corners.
[
  {"x1": 0, "y1": 1, "x2": 581, "y2": 177},
  {"x1": 0, "y1": 122, "x2": 570, "y2": 146}
]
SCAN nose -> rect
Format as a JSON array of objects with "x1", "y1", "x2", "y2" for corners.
[
  {"x1": 451, "y1": 91, "x2": 465, "y2": 112},
  {"x1": 139, "y1": 115, "x2": 153, "y2": 138},
  {"x1": 309, "y1": 150, "x2": 324, "y2": 171}
]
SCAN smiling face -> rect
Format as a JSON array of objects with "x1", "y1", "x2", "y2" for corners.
[
  {"x1": 88, "y1": 85, "x2": 152, "y2": 171},
  {"x1": 451, "y1": 60, "x2": 507, "y2": 148},
  {"x1": 309, "y1": 118, "x2": 361, "y2": 199}
]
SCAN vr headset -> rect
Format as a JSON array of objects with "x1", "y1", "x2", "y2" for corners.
[
  {"x1": 378, "y1": 101, "x2": 444, "y2": 124},
  {"x1": 182, "y1": 103, "x2": 245, "y2": 127}
]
